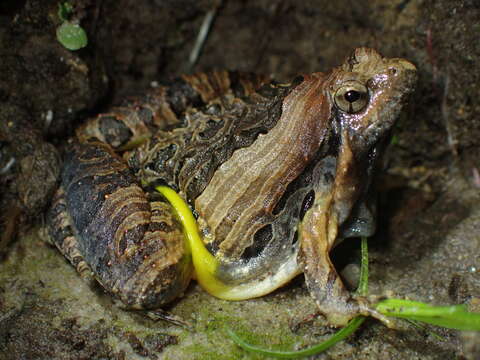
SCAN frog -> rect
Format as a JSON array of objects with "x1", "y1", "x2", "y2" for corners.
[{"x1": 48, "y1": 48, "x2": 416, "y2": 327}]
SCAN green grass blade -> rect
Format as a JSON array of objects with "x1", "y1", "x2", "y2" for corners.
[
  {"x1": 357, "y1": 237, "x2": 369, "y2": 296},
  {"x1": 376, "y1": 299, "x2": 480, "y2": 331},
  {"x1": 227, "y1": 317, "x2": 366, "y2": 359}
]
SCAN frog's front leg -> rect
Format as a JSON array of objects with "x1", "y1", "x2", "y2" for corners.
[
  {"x1": 48, "y1": 140, "x2": 193, "y2": 309},
  {"x1": 299, "y1": 191, "x2": 365, "y2": 326},
  {"x1": 298, "y1": 156, "x2": 371, "y2": 327}
]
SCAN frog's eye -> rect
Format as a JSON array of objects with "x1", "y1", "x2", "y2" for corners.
[{"x1": 334, "y1": 82, "x2": 368, "y2": 113}]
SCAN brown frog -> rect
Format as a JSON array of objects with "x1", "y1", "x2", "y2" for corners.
[{"x1": 48, "y1": 48, "x2": 416, "y2": 326}]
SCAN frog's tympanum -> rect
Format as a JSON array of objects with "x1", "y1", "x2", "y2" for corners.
[{"x1": 48, "y1": 48, "x2": 416, "y2": 326}]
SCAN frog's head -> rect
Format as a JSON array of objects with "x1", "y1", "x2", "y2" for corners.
[
  {"x1": 326, "y1": 47, "x2": 417, "y2": 241},
  {"x1": 299, "y1": 48, "x2": 416, "y2": 325}
]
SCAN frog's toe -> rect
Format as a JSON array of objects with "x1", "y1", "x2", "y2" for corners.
[
  {"x1": 354, "y1": 295, "x2": 397, "y2": 328},
  {"x1": 145, "y1": 308, "x2": 192, "y2": 328}
]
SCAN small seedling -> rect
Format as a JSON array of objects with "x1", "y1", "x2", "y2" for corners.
[{"x1": 56, "y1": 2, "x2": 88, "y2": 51}]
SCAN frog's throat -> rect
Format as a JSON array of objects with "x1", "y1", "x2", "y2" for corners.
[{"x1": 156, "y1": 185, "x2": 302, "y2": 300}]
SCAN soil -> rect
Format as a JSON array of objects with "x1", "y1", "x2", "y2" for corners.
[{"x1": 0, "y1": 0, "x2": 479, "y2": 359}]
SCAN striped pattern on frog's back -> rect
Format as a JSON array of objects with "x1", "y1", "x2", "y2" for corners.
[
  {"x1": 127, "y1": 76, "x2": 299, "y2": 200},
  {"x1": 123, "y1": 73, "x2": 331, "y2": 286},
  {"x1": 194, "y1": 74, "x2": 332, "y2": 260},
  {"x1": 76, "y1": 70, "x2": 269, "y2": 150},
  {"x1": 49, "y1": 70, "x2": 305, "y2": 307}
]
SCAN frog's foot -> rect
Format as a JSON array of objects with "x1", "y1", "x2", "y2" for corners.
[
  {"x1": 145, "y1": 309, "x2": 192, "y2": 329},
  {"x1": 289, "y1": 311, "x2": 321, "y2": 332},
  {"x1": 305, "y1": 294, "x2": 392, "y2": 327},
  {"x1": 354, "y1": 295, "x2": 397, "y2": 328}
]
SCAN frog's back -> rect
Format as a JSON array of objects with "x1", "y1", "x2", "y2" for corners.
[{"x1": 49, "y1": 70, "x2": 297, "y2": 307}]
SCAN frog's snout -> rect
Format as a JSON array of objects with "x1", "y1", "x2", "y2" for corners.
[
  {"x1": 390, "y1": 58, "x2": 417, "y2": 91},
  {"x1": 389, "y1": 58, "x2": 417, "y2": 75}
]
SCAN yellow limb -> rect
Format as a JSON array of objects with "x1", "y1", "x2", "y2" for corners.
[{"x1": 155, "y1": 186, "x2": 234, "y2": 298}]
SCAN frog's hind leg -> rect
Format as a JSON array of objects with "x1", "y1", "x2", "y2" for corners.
[{"x1": 47, "y1": 187, "x2": 94, "y2": 282}]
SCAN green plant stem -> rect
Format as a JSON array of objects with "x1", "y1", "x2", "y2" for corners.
[
  {"x1": 357, "y1": 237, "x2": 369, "y2": 296},
  {"x1": 227, "y1": 317, "x2": 366, "y2": 359}
]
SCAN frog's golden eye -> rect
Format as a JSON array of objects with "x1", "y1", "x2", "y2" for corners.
[{"x1": 334, "y1": 82, "x2": 369, "y2": 113}]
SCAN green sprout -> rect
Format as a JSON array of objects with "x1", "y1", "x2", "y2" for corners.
[{"x1": 56, "y1": 2, "x2": 88, "y2": 51}]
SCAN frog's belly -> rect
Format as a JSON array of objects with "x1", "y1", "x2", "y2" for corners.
[{"x1": 212, "y1": 252, "x2": 302, "y2": 300}]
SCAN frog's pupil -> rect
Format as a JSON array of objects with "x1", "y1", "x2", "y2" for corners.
[{"x1": 344, "y1": 90, "x2": 360, "y2": 103}]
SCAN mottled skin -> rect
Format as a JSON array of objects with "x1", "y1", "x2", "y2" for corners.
[{"x1": 48, "y1": 49, "x2": 416, "y2": 325}]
